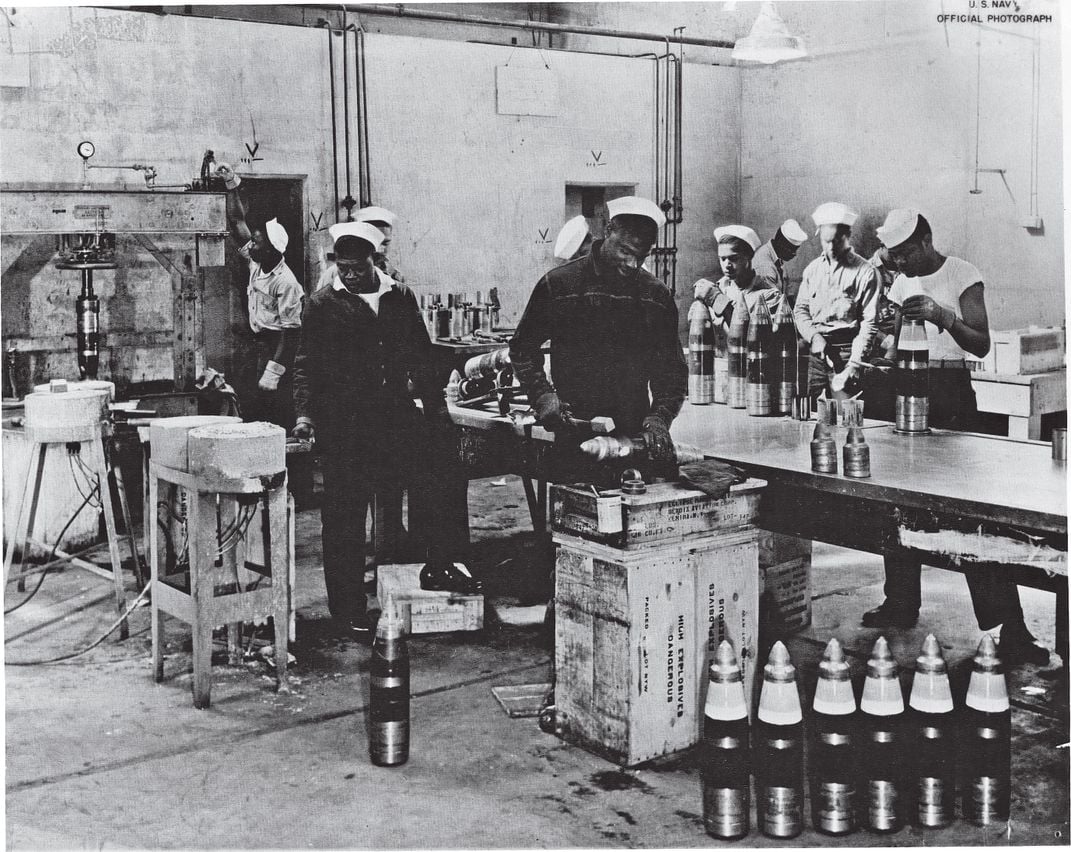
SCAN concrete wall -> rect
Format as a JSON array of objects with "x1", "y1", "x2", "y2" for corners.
[
  {"x1": 1, "y1": 5, "x2": 740, "y2": 392},
  {"x1": 739, "y1": 0, "x2": 1064, "y2": 331}
]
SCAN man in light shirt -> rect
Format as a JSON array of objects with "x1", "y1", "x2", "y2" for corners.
[
  {"x1": 862, "y1": 208, "x2": 1049, "y2": 666},
  {"x1": 217, "y1": 162, "x2": 304, "y2": 427},
  {"x1": 751, "y1": 218, "x2": 809, "y2": 304},
  {"x1": 694, "y1": 224, "x2": 784, "y2": 326},
  {"x1": 793, "y1": 202, "x2": 880, "y2": 400}
]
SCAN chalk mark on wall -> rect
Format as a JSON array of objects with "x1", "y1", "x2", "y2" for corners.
[
  {"x1": 46, "y1": 11, "x2": 149, "y2": 58},
  {"x1": 242, "y1": 112, "x2": 263, "y2": 164}
]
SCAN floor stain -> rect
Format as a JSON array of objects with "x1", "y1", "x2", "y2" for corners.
[{"x1": 589, "y1": 770, "x2": 651, "y2": 793}]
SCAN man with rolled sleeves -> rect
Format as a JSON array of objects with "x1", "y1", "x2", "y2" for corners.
[
  {"x1": 216, "y1": 162, "x2": 305, "y2": 429},
  {"x1": 694, "y1": 225, "x2": 784, "y2": 326},
  {"x1": 862, "y1": 208, "x2": 1049, "y2": 665},
  {"x1": 751, "y1": 219, "x2": 809, "y2": 304},
  {"x1": 292, "y1": 221, "x2": 476, "y2": 640},
  {"x1": 793, "y1": 202, "x2": 880, "y2": 400},
  {"x1": 510, "y1": 196, "x2": 686, "y2": 484}
]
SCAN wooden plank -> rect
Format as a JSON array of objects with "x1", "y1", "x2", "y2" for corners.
[{"x1": 553, "y1": 530, "x2": 758, "y2": 766}]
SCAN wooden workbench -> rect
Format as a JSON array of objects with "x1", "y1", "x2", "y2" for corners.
[{"x1": 449, "y1": 399, "x2": 1068, "y2": 656}]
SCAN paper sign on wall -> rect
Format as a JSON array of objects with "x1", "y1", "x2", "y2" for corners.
[{"x1": 496, "y1": 65, "x2": 559, "y2": 117}]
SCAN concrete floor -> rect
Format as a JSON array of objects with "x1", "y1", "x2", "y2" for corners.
[{"x1": 5, "y1": 475, "x2": 1069, "y2": 850}]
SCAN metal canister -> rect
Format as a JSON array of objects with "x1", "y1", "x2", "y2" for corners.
[
  {"x1": 726, "y1": 293, "x2": 750, "y2": 409},
  {"x1": 76, "y1": 281, "x2": 100, "y2": 380},
  {"x1": 811, "y1": 421, "x2": 838, "y2": 474},
  {"x1": 745, "y1": 298, "x2": 773, "y2": 416},
  {"x1": 773, "y1": 298, "x2": 797, "y2": 416},
  {"x1": 435, "y1": 306, "x2": 451, "y2": 340},
  {"x1": 688, "y1": 300, "x2": 716, "y2": 405},
  {"x1": 895, "y1": 319, "x2": 930, "y2": 434},
  {"x1": 1052, "y1": 426, "x2": 1067, "y2": 462},
  {"x1": 842, "y1": 427, "x2": 871, "y2": 478},
  {"x1": 369, "y1": 607, "x2": 410, "y2": 767}
]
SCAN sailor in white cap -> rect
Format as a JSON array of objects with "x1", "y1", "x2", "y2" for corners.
[
  {"x1": 354, "y1": 205, "x2": 406, "y2": 283},
  {"x1": 694, "y1": 225, "x2": 783, "y2": 328},
  {"x1": 752, "y1": 218, "x2": 809, "y2": 303},
  {"x1": 292, "y1": 221, "x2": 477, "y2": 639},
  {"x1": 216, "y1": 162, "x2": 305, "y2": 418},
  {"x1": 793, "y1": 201, "x2": 879, "y2": 400},
  {"x1": 862, "y1": 211, "x2": 1047, "y2": 665},
  {"x1": 511, "y1": 194, "x2": 685, "y2": 477},
  {"x1": 553, "y1": 215, "x2": 592, "y2": 263}
]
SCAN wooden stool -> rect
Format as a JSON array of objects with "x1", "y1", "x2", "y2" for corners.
[
  {"x1": 148, "y1": 460, "x2": 291, "y2": 708},
  {"x1": 4, "y1": 412, "x2": 134, "y2": 640}
]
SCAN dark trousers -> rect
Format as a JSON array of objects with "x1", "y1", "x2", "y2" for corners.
[
  {"x1": 319, "y1": 406, "x2": 469, "y2": 622},
  {"x1": 880, "y1": 366, "x2": 1025, "y2": 630},
  {"x1": 806, "y1": 331, "x2": 856, "y2": 400},
  {"x1": 247, "y1": 333, "x2": 313, "y2": 504}
]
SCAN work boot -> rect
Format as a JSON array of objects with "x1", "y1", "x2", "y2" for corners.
[
  {"x1": 338, "y1": 607, "x2": 380, "y2": 643},
  {"x1": 998, "y1": 622, "x2": 1050, "y2": 666},
  {"x1": 420, "y1": 561, "x2": 483, "y2": 595},
  {"x1": 861, "y1": 602, "x2": 919, "y2": 629}
]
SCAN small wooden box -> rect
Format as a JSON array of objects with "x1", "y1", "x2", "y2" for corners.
[
  {"x1": 551, "y1": 478, "x2": 765, "y2": 550},
  {"x1": 758, "y1": 531, "x2": 812, "y2": 633},
  {"x1": 376, "y1": 563, "x2": 483, "y2": 634},
  {"x1": 992, "y1": 327, "x2": 1065, "y2": 375},
  {"x1": 553, "y1": 529, "x2": 759, "y2": 767}
]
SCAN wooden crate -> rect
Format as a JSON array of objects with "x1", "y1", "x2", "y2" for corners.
[
  {"x1": 376, "y1": 563, "x2": 483, "y2": 634},
  {"x1": 992, "y1": 327, "x2": 1065, "y2": 375},
  {"x1": 553, "y1": 529, "x2": 759, "y2": 767},
  {"x1": 551, "y1": 478, "x2": 765, "y2": 550},
  {"x1": 757, "y1": 531, "x2": 812, "y2": 633}
]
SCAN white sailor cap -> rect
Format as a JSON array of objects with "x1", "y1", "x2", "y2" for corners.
[
  {"x1": 876, "y1": 208, "x2": 921, "y2": 249},
  {"x1": 606, "y1": 196, "x2": 667, "y2": 229},
  {"x1": 779, "y1": 218, "x2": 808, "y2": 246},
  {"x1": 553, "y1": 215, "x2": 589, "y2": 260},
  {"x1": 811, "y1": 202, "x2": 858, "y2": 233},
  {"x1": 713, "y1": 224, "x2": 761, "y2": 253},
  {"x1": 354, "y1": 206, "x2": 397, "y2": 228},
  {"x1": 328, "y1": 221, "x2": 385, "y2": 251},
  {"x1": 265, "y1": 218, "x2": 289, "y2": 253}
]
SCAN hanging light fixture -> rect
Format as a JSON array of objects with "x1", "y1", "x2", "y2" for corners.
[{"x1": 732, "y1": 2, "x2": 807, "y2": 64}]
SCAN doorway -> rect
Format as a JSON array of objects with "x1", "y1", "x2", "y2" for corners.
[{"x1": 564, "y1": 182, "x2": 637, "y2": 241}]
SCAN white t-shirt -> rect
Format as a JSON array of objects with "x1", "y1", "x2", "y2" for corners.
[{"x1": 887, "y1": 256, "x2": 983, "y2": 361}]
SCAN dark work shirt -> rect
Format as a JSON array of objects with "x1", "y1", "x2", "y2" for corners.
[
  {"x1": 509, "y1": 240, "x2": 687, "y2": 435},
  {"x1": 292, "y1": 280, "x2": 443, "y2": 445}
]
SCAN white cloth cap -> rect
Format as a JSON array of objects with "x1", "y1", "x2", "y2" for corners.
[
  {"x1": 606, "y1": 196, "x2": 667, "y2": 229},
  {"x1": 554, "y1": 216, "x2": 589, "y2": 260},
  {"x1": 329, "y1": 221, "x2": 385, "y2": 251},
  {"x1": 811, "y1": 202, "x2": 858, "y2": 233},
  {"x1": 265, "y1": 218, "x2": 288, "y2": 253},
  {"x1": 354, "y1": 206, "x2": 397, "y2": 228},
  {"x1": 713, "y1": 225, "x2": 761, "y2": 253},
  {"x1": 780, "y1": 218, "x2": 808, "y2": 246},
  {"x1": 876, "y1": 208, "x2": 922, "y2": 249}
]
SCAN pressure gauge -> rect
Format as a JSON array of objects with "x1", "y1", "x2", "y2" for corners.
[{"x1": 77, "y1": 140, "x2": 95, "y2": 160}]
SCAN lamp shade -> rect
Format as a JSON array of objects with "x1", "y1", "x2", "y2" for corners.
[{"x1": 732, "y1": 2, "x2": 807, "y2": 65}]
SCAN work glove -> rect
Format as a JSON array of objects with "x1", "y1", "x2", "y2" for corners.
[
  {"x1": 533, "y1": 391, "x2": 569, "y2": 431},
  {"x1": 810, "y1": 333, "x2": 827, "y2": 357},
  {"x1": 258, "y1": 360, "x2": 285, "y2": 392},
  {"x1": 829, "y1": 361, "x2": 862, "y2": 395},
  {"x1": 292, "y1": 417, "x2": 315, "y2": 442},
  {"x1": 902, "y1": 294, "x2": 953, "y2": 329},
  {"x1": 214, "y1": 161, "x2": 241, "y2": 191},
  {"x1": 694, "y1": 278, "x2": 732, "y2": 319},
  {"x1": 641, "y1": 415, "x2": 675, "y2": 464}
]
